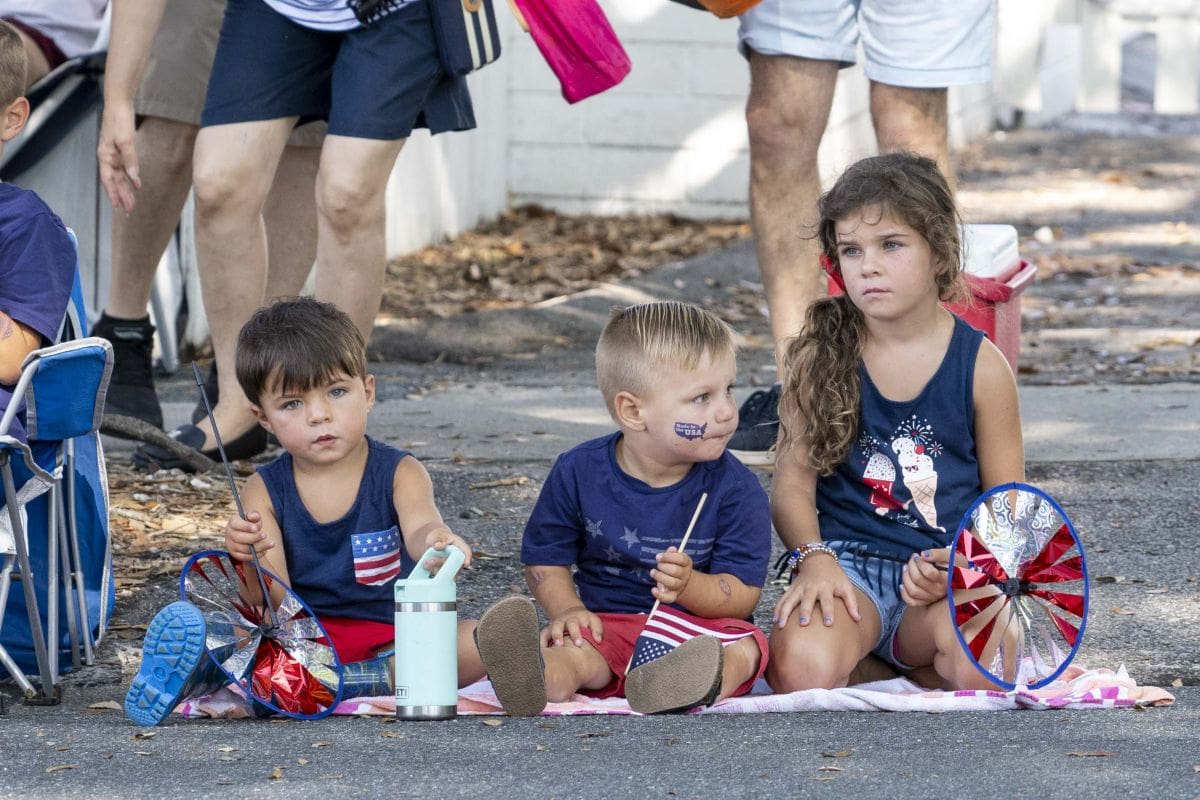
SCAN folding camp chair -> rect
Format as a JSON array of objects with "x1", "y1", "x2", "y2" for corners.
[
  {"x1": 0, "y1": 239, "x2": 115, "y2": 704},
  {"x1": 0, "y1": 8, "x2": 187, "y2": 375}
]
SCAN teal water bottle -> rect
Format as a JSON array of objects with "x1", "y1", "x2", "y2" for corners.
[{"x1": 394, "y1": 545, "x2": 465, "y2": 720}]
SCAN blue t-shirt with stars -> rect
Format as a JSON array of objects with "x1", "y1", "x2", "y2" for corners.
[{"x1": 521, "y1": 432, "x2": 772, "y2": 615}]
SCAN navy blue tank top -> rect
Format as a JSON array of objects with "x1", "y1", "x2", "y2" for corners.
[
  {"x1": 258, "y1": 437, "x2": 416, "y2": 624},
  {"x1": 815, "y1": 316, "x2": 985, "y2": 556}
]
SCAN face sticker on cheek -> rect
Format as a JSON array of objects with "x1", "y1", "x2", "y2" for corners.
[{"x1": 674, "y1": 421, "x2": 707, "y2": 441}]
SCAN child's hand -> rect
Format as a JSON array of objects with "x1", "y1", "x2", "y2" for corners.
[
  {"x1": 772, "y1": 554, "x2": 861, "y2": 628},
  {"x1": 649, "y1": 546, "x2": 693, "y2": 605},
  {"x1": 900, "y1": 547, "x2": 951, "y2": 607},
  {"x1": 543, "y1": 606, "x2": 604, "y2": 648},
  {"x1": 225, "y1": 511, "x2": 271, "y2": 563},
  {"x1": 421, "y1": 528, "x2": 473, "y2": 574}
]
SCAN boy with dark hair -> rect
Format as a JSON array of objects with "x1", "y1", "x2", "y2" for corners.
[
  {"x1": 125, "y1": 297, "x2": 485, "y2": 725},
  {"x1": 0, "y1": 19, "x2": 76, "y2": 441}
]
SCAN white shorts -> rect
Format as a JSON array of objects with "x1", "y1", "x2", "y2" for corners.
[{"x1": 739, "y1": 0, "x2": 995, "y2": 88}]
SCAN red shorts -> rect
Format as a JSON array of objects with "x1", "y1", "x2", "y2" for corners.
[
  {"x1": 3, "y1": 18, "x2": 68, "y2": 70},
  {"x1": 579, "y1": 611, "x2": 768, "y2": 700},
  {"x1": 319, "y1": 616, "x2": 394, "y2": 663}
]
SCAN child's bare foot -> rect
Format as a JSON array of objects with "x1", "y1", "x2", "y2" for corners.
[
  {"x1": 625, "y1": 635, "x2": 722, "y2": 714},
  {"x1": 475, "y1": 596, "x2": 547, "y2": 716}
]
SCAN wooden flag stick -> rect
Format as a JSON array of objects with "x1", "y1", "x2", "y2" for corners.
[{"x1": 626, "y1": 492, "x2": 708, "y2": 673}]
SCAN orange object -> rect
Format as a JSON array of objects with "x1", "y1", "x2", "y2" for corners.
[
  {"x1": 669, "y1": 0, "x2": 763, "y2": 19},
  {"x1": 697, "y1": 0, "x2": 762, "y2": 18}
]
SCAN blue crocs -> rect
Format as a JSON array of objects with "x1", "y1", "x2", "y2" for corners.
[{"x1": 124, "y1": 601, "x2": 225, "y2": 726}]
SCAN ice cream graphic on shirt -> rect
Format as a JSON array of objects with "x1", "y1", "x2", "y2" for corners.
[
  {"x1": 892, "y1": 435, "x2": 942, "y2": 531},
  {"x1": 862, "y1": 451, "x2": 902, "y2": 515}
]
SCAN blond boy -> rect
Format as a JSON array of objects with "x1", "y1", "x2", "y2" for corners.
[{"x1": 476, "y1": 301, "x2": 772, "y2": 715}]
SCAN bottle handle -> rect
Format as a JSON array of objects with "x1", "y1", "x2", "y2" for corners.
[{"x1": 411, "y1": 544, "x2": 466, "y2": 582}]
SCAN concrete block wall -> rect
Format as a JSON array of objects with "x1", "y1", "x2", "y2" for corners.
[
  {"x1": 383, "y1": 0, "x2": 999, "y2": 254},
  {"x1": 505, "y1": 0, "x2": 996, "y2": 221}
]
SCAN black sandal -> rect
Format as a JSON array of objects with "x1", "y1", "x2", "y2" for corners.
[{"x1": 133, "y1": 423, "x2": 268, "y2": 472}]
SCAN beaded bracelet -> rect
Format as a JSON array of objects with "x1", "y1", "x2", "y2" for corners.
[{"x1": 785, "y1": 542, "x2": 839, "y2": 573}]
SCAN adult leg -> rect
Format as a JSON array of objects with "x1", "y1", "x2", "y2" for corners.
[
  {"x1": 869, "y1": 83, "x2": 954, "y2": 190},
  {"x1": 107, "y1": 118, "x2": 199, "y2": 319},
  {"x1": 99, "y1": 117, "x2": 200, "y2": 428},
  {"x1": 262, "y1": 143, "x2": 321, "y2": 297},
  {"x1": 745, "y1": 52, "x2": 839, "y2": 362},
  {"x1": 311, "y1": 135, "x2": 406, "y2": 341},
  {"x1": 766, "y1": 584, "x2": 882, "y2": 692},
  {"x1": 191, "y1": 118, "x2": 295, "y2": 447}
]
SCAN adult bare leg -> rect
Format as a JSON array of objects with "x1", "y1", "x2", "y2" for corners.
[
  {"x1": 107, "y1": 118, "x2": 198, "y2": 319},
  {"x1": 191, "y1": 118, "x2": 295, "y2": 448},
  {"x1": 99, "y1": 117, "x2": 201, "y2": 428},
  {"x1": 746, "y1": 53, "x2": 839, "y2": 364},
  {"x1": 311, "y1": 135, "x2": 406, "y2": 342},
  {"x1": 263, "y1": 143, "x2": 321, "y2": 297},
  {"x1": 869, "y1": 83, "x2": 953, "y2": 190}
]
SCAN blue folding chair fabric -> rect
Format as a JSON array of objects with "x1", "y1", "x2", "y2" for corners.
[{"x1": 0, "y1": 248, "x2": 115, "y2": 698}]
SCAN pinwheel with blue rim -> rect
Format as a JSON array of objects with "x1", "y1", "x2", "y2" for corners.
[{"x1": 947, "y1": 482, "x2": 1089, "y2": 689}]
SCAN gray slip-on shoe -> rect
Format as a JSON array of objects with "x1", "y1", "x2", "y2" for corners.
[{"x1": 475, "y1": 596, "x2": 547, "y2": 717}]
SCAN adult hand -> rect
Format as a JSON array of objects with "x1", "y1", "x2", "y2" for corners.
[
  {"x1": 649, "y1": 546, "x2": 693, "y2": 605},
  {"x1": 543, "y1": 605, "x2": 604, "y2": 648},
  {"x1": 97, "y1": 100, "x2": 141, "y2": 213},
  {"x1": 772, "y1": 552, "x2": 861, "y2": 628}
]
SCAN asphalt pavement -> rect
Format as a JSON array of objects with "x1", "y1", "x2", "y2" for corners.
[{"x1": 2, "y1": 120, "x2": 1199, "y2": 798}]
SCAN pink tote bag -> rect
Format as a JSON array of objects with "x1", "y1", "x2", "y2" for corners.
[{"x1": 509, "y1": 0, "x2": 632, "y2": 104}]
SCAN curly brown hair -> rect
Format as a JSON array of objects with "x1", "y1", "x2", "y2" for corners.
[{"x1": 777, "y1": 152, "x2": 965, "y2": 474}]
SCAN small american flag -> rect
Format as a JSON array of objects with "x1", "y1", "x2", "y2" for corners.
[
  {"x1": 351, "y1": 527, "x2": 404, "y2": 586},
  {"x1": 628, "y1": 605, "x2": 754, "y2": 671}
]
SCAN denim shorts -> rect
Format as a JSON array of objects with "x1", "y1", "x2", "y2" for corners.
[
  {"x1": 201, "y1": 0, "x2": 475, "y2": 140},
  {"x1": 824, "y1": 540, "x2": 915, "y2": 669},
  {"x1": 738, "y1": 0, "x2": 995, "y2": 89}
]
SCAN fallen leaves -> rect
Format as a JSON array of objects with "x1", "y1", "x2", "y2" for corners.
[
  {"x1": 46, "y1": 765, "x2": 76, "y2": 773},
  {"x1": 468, "y1": 476, "x2": 531, "y2": 490},
  {"x1": 1110, "y1": 607, "x2": 1136, "y2": 616},
  {"x1": 86, "y1": 700, "x2": 122, "y2": 711},
  {"x1": 821, "y1": 748, "x2": 853, "y2": 758},
  {"x1": 1067, "y1": 751, "x2": 1115, "y2": 758},
  {"x1": 106, "y1": 464, "x2": 235, "y2": 598},
  {"x1": 482, "y1": 719, "x2": 503, "y2": 727},
  {"x1": 380, "y1": 205, "x2": 750, "y2": 321}
]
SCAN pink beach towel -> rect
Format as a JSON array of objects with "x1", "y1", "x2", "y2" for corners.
[{"x1": 178, "y1": 664, "x2": 1173, "y2": 719}]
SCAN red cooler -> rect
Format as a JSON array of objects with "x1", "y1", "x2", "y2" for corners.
[{"x1": 828, "y1": 224, "x2": 1035, "y2": 373}]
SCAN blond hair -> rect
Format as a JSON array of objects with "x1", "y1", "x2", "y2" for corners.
[
  {"x1": 0, "y1": 20, "x2": 26, "y2": 107},
  {"x1": 595, "y1": 301, "x2": 736, "y2": 416},
  {"x1": 778, "y1": 152, "x2": 966, "y2": 474}
]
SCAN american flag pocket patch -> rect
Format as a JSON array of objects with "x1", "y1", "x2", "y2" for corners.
[{"x1": 351, "y1": 527, "x2": 404, "y2": 586}]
